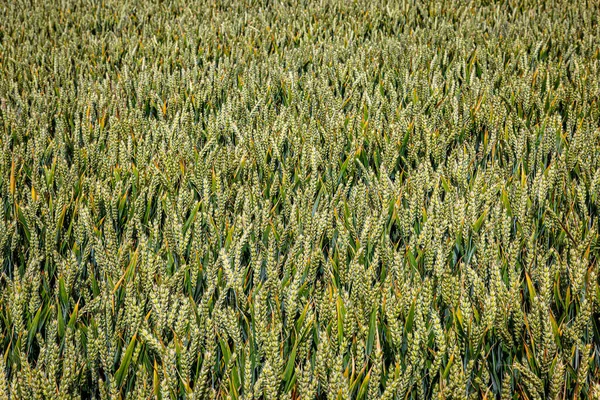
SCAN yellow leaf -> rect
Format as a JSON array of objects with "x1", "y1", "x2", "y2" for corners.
[{"x1": 10, "y1": 159, "x2": 15, "y2": 196}]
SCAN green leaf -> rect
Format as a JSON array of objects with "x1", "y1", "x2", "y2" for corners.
[
  {"x1": 525, "y1": 272, "x2": 536, "y2": 304},
  {"x1": 406, "y1": 300, "x2": 416, "y2": 333},
  {"x1": 183, "y1": 201, "x2": 201, "y2": 235},
  {"x1": 357, "y1": 369, "x2": 371, "y2": 400},
  {"x1": 473, "y1": 209, "x2": 487, "y2": 233},
  {"x1": 366, "y1": 307, "x2": 377, "y2": 355},
  {"x1": 115, "y1": 334, "x2": 137, "y2": 388},
  {"x1": 282, "y1": 342, "x2": 298, "y2": 387},
  {"x1": 27, "y1": 306, "x2": 43, "y2": 352},
  {"x1": 501, "y1": 188, "x2": 512, "y2": 215}
]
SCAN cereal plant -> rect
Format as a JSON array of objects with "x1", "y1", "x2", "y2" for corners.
[{"x1": 1, "y1": 0, "x2": 599, "y2": 398}]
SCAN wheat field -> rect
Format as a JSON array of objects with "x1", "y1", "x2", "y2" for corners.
[{"x1": 1, "y1": 0, "x2": 599, "y2": 398}]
